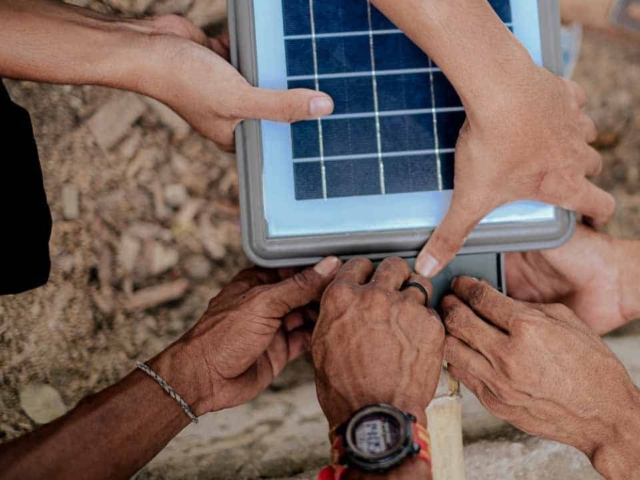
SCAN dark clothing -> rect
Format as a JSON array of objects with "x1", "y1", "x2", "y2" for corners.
[{"x1": 0, "y1": 80, "x2": 52, "y2": 295}]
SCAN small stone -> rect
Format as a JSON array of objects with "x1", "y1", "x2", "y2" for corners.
[
  {"x1": 149, "y1": 0, "x2": 193, "y2": 15},
  {"x1": 143, "y1": 97, "x2": 191, "y2": 140},
  {"x1": 126, "y1": 148, "x2": 159, "y2": 179},
  {"x1": 125, "y1": 279, "x2": 190, "y2": 312},
  {"x1": 164, "y1": 184, "x2": 188, "y2": 208},
  {"x1": 118, "y1": 234, "x2": 142, "y2": 274},
  {"x1": 56, "y1": 254, "x2": 75, "y2": 274},
  {"x1": 105, "y1": 0, "x2": 154, "y2": 13},
  {"x1": 118, "y1": 128, "x2": 143, "y2": 161},
  {"x1": 150, "y1": 243, "x2": 180, "y2": 276},
  {"x1": 87, "y1": 93, "x2": 147, "y2": 151},
  {"x1": 19, "y1": 384, "x2": 67, "y2": 424},
  {"x1": 151, "y1": 182, "x2": 169, "y2": 221},
  {"x1": 183, "y1": 254, "x2": 212, "y2": 280},
  {"x1": 186, "y1": 0, "x2": 227, "y2": 27},
  {"x1": 61, "y1": 185, "x2": 79, "y2": 220},
  {"x1": 173, "y1": 199, "x2": 204, "y2": 235}
]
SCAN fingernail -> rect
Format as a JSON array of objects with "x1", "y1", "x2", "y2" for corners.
[
  {"x1": 310, "y1": 97, "x2": 334, "y2": 117},
  {"x1": 314, "y1": 256, "x2": 340, "y2": 277},
  {"x1": 451, "y1": 276, "x2": 478, "y2": 289},
  {"x1": 415, "y1": 254, "x2": 440, "y2": 278}
]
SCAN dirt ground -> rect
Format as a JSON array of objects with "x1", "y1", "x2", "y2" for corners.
[{"x1": 0, "y1": 2, "x2": 639, "y2": 477}]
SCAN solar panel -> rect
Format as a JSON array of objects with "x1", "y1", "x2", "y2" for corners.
[
  {"x1": 230, "y1": 0, "x2": 572, "y2": 268},
  {"x1": 283, "y1": 0, "x2": 511, "y2": 201}
]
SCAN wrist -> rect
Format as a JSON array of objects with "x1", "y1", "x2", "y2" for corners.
[
  {"x1": 147, "y1": 340, "x2": 213, "y2": 417},
  {"x1": 343, "y1": 457, "x2": 431, "y2": 480},
  {"x1": 589, "y1": 387, "x2": 640, "y2": 479}
]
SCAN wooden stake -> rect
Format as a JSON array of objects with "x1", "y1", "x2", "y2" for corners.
[{"x1": 427, "y1": 369, "x2": 465, "y2": 480}]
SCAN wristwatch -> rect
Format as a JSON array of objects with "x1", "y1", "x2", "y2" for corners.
[{"x1": 329, "y1": 404, "x2": 431, "y2": 474}]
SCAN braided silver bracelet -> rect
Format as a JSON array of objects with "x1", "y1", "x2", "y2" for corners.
[{"x1": 137, "y1": 361, "x2": 199, "y2": 424}]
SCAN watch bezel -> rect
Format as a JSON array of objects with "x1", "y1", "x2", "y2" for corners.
[{"x1": 340, "y1": 404, "x2": 419, "y2": 473}]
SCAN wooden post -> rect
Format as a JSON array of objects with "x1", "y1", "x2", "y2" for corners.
[{"x1": 427, "y1": 369, "x2": 465, "y2": 480}]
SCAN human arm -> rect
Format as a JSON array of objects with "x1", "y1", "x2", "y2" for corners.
[
  {"x1": 312, "y1": 257, "x2": 445, "y2": 480},
  {"x1": 443, "y1": 277, "x2": 640, "y2": 479},
  {"x1": 506, "y1": 224, "x2": 640, "y2": 334},
  {"x1": 369, "y1": 0, "x2": 614, "y2": 277},
  {"x1": 0, "y1": 0, "x2": 334, "y2": 150},
  {"x1": 0, "y1": 257, "x2": 341, "y2": 480}
]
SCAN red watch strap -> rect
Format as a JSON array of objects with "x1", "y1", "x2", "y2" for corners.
[
  {"x1": 318, "y1": 465, "x2": 347, "y2": 480},
  {"x1": 413, "y1": 423, "x2": 432, "y2": 468}
]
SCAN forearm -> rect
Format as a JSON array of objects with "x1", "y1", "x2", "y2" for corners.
[
  {"x1": 617, "y1": 239, "x2": 640, "y2": 324},
  {"x1": 370, "y1": 0, "x2": 536, "y2": 109},
  {"x1": 0, "y1": 342, "x2": 204, "y2": 480},
  {"x1": 590, "y1": 387, "x2": 640, "y2": 479},
  {"x1": 0, "y1": 0, "x2": 162, "y2": 94}
]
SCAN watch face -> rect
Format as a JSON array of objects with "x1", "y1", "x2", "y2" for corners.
[{"x1": 350, "y1": 412, "x2": 402, "y2": 457}]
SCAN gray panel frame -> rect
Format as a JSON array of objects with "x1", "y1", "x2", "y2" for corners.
[{"x1": 230, "y1": 0, "x2": 574, "y2": 268}]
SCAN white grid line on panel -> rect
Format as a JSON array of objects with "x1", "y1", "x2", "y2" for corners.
[
  {"x1": 427, "y1": 57, "x2": 444, "y2": 191},
  {"x1": 285, "y1": 29, "x2": 401, "y2": 40},
  {"x1": 366, "y1": 0, "x2": 386, "y2": 195},
  {"x1": 284, "y1": 23, "x2": 512, "y2": 41},
  {"x1": 325, "y1": 106, "x2": 464, "y2": 121},
  {"x1": 308, "y1": 0, "x2": 327, "y2": 199},
  {"x1": 293, "y1": 148, "x2": 456, "y2": 164},
  {"x1": 288, "y1": 67, "x2": 441, "y2": 82}
]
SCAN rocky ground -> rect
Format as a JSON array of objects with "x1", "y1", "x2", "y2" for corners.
[{"x1": 0, "y1": 1, "x2": 639, "y2": 477}]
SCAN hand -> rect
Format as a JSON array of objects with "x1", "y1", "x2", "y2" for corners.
[
  {"x1": 415, "y1": 67, "x2": 615, "y2": 277},
  {"x1": 442, "y1": 277, "x2": 640, "y2": 479},
  {"x1": 506, "y1": 224, "x2": 640, "y2": 334},
  {"x1": 165, "y1": 257, "x2": 341, "y2": 414},
  {"x1": 131, "y1": 15, "x2": 334, "y2": 150},
  {"x1": 312, "y1": 257, "x2": 445, "y2": 430}
]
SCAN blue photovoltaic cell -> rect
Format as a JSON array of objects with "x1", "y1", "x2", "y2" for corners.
[{"x1": 282, "y1": 0, "x2": 512, "y2": 201}]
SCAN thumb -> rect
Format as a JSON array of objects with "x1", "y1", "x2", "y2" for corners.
[
  {"x1": 263, "y1": 257, "x2": 341, "y2": 317},
  {"x1": 415, "y1": 199, "x2": 488, "y2": 278},
  {"x1": 236, "y1": 87, "x2": 334, "y2": 124}
]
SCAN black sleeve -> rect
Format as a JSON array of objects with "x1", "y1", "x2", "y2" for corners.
[{"x1": 0, "y1": 80, "x2": 52, "y2": 295}]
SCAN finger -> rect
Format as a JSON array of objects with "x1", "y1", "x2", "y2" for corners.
[
  {"x1": 443, "y1": 336, "x2": 496, "y2": 385},
  {"x1": 401, "y1": 274, "x2": 434, "y2": 305},
  {"x1": 448, "y1": 365, "x2": 518, "y2": 421},
  {"x1": 287, "y1": 329, "x2": 313, "y2": 362},
  {"x1": 415, "y1": 198, "x2": 488, "y2": 278},
  {"x1": 216, "y1": 268, "x2": 282, "y2": 300},
  {"x1": 371, "y1": 257, "x2": 411, "y2": 290},
  {"x1": 447, "y1": 364, "x2": 485, "y2": 397},
  {"x1": 235, "y1": 87, "x2": 334, "y2": 124},
  {"x1": 262, "y1": 256, "x2": 341, "y2": 317},
  {"x1": 579, "y1": 114, "x2": 598, "y2": 144},
  {"x1": 567, "y1": 181, "x2": 616, "y2": 228},
  {"x1": 209, "y1": 36, "x2": 231, "y2": 61},
  {"x1": 284, "y1": 305, "x2": 319, "y2": 331},
  {"x1": 333, "y1": 257, "x2": 375, "y2": 285},
  {"x1": 566, "y1": 79, "x2": 588, "y2": 108},
  {"x1": 451, "y1": 277, "x2": 517, "y2": 332},
  {"x1": 441, "y1": 295, "x2": 507, "y2": 355},
  {"x1": 284, "y1": 309, "x2": 305, "y2": 331},
  {"x1": 582, "y1": 145, "x2": 603, "y2": 177}
]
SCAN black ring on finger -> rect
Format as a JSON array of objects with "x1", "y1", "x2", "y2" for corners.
[{"x1": 400, "y1": 281, "x2": 429, "y2": 307}]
